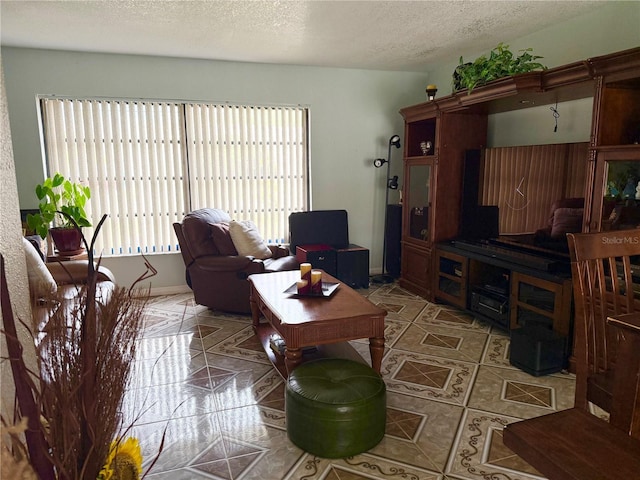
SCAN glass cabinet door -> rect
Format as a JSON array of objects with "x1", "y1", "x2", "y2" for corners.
[
  {"x1": 593, "y1": 150, "x2": 640, "y2": 232},
  {"x1": 406, "y1": 163, "x2": 431, "y2": 241}
]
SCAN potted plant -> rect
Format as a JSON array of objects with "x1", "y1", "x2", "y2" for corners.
[
  {"x1": 452, "y1": 42, "x2": 546, "y2": 93},
  {"x1": 26, "y1": 172, "x2": 92, "y2": 254}
]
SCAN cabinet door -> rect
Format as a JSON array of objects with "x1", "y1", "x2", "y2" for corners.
[
  {"x1": 400, "y1": 243, "x2": 432, "y2": 299},
  {"x1": 510, "y1": 272, "x2": 572, "y2": 336},
  {"x1": 589, "y1": 149, "x2": 640, "y2": 232},
  {"x1": 587, "y1": 73, "x2": 640, "y2": 233},
  {"x1": 435, "y1": 249, "x2": 467, "y2": 308},
  {"x1": 404, "y1": 161, "x2": 432, "y2": 243}
]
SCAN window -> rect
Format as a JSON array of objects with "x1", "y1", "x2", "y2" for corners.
[{"x1": 39, "y1": 97, "x2": 309, "y2": 256}]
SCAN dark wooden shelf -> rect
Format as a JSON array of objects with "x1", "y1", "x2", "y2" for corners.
[{"x1": 401, "y1": 47, "x2": 640, "y2": 119}]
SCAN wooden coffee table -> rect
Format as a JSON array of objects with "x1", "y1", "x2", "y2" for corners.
[{"x1": 249, "y1": 270, "x2": 386, "y2": 378}]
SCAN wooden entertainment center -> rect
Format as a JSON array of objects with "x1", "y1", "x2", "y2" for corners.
[{"x1": 398, "y1": 47, "x2": 640, "y2": 343}]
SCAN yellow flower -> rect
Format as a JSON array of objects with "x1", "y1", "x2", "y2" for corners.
[{"x1": 97, "y1": 437, "x2": 142, "y2": 480}]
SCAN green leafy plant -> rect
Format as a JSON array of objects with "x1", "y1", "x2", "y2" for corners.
[
  {"x1": 26, "y1": 173, "x2": 92, "y2": 238},
  {"x1": 452, "y1": 42, "x2": 546, "y2": 93}
]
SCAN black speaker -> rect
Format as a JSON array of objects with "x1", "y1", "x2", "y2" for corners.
[
  {"x1": 336, "y1": 244, "x2": 369, "y2": 289},
  {"x1": 296, "y1": 245, "x2": 337, "y2": 276},
  {"x1": 510, "y1": 326, "x2": 567, "y2": 376},
  {"x1": 460, "y1": 149, "x2": 499, "y2": 240},
  {"x1": 461, "y1": 149, "x2": 482, "y2": 216},
  {"x1": 385, "y1": 204, "x2": 402, "y2": 276}
]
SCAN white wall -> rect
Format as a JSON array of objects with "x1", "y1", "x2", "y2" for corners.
[
  {"x1": 2, "y1": 0, "x2": 639, "y2": 290},
  {"x1": 2, "y1": 49, "x2": 428, "y2": 289}
]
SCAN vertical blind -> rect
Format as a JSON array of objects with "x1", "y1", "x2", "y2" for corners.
[
  {"x1": 40, "y1": 98, "x2": 309, "y2": 256},
  {"x1": 185, "y1": 104, "x2": 308, "y2": 243}
]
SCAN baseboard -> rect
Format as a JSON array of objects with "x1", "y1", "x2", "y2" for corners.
[{"x1": 147, "y1": 284, "x2": 192, "y2": 296}]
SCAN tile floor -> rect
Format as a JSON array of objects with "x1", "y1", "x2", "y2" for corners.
[{"x1": 126, "y1": 282, "x2": 577, "y2": 480}]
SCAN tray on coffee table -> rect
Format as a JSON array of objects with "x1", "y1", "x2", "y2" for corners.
[{"x1": 283, "y1": 281, "x2": 340, "y2": 297}]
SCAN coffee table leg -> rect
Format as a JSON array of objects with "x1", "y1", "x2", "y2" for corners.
[
  {"x1": 369, "y1": 337, "x2": 385, "y2": 374},
  {"x1": 285, "y1": 348, "x2": 303, "y2": 374},
  {"x1": 250, "y1": 294, "x2": 260, "y2": 333}
]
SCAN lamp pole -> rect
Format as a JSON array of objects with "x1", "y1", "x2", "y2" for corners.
[{"x1": 372, "y1": 135, "x2": 401, "y2": 284}]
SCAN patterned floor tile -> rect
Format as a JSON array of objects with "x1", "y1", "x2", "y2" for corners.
[
  {"x1": 285, "y1": 453, "x2": 442, "y2": 480},
  {"x1": 131, "y1": 348, "x2": 207, "y2": 389},
  {"x1": 416, "y1": 303, "x2": 492, "y2": 332},
  {"x1": 392, "y1": 323, "x2": 489, "y2": 363},
  {"x1": 466, "y1": 365, "x2": 575, "y2": 418},
  {"x1": 121, "y1": 290, "x2": 579, "y2": 480},
  {"x1": 142, "y1": 308, "x2": 199, "y2": 337},
  {"x1": 481, "y1": 333, "x2": 514, "y2": 368},
  {"x1": 369, "y1": 296, "x2": 428, "y2": 323},
  {"x1": 350, "y1": 317, "x2": 410, "y2": 351},
  {"x1": 134, "y1": 413, "x2": 220, "y2": 474},
  {"x1": 378, "y1": 391, "x2": 464, "y2": 472},
  {"x1": 383, "y1": 350, "x2": 478, "y2": 405},
  {"x1": 446, "y1": 408, "x2": 543, "y2": 480},
  {"x1": 206, "y1": 325, "x2": 272, "y2": 366}
]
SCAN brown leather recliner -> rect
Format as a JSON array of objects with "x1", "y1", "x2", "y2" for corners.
[{"x1": 173, "y1": 208, "x2": 299, "y2": 314}]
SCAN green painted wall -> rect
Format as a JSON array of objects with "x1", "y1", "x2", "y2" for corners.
[{"x1": 2, "y1": 1, "x2": 639, "y2": 289}]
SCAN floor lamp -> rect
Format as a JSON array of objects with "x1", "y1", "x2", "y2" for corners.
[{"x1": 372, "y1": 134, "x2": 401, "y2": 284}]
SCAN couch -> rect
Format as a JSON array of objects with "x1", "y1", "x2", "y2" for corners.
[
  {"x1": 173, "y1": 208, "x2": 299, "y2": 314},
  {"x1": 22, "y1": 236, "x2": 116, "y2": 329}
]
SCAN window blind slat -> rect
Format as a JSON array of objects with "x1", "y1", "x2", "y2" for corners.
[{"x1": 41, "y1": 98, "x2": 308, "y2": 256}]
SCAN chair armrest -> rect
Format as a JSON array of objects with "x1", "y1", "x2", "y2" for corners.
[
  {"x1": 47, "y1": 260, "x2": 116, "y2": 285},
  {"x1": 193, "y1": 255, "x2": 265, "y2": 273},
  {"x1": 268, "y1": 245, "x2": 291, "y2": 259}
]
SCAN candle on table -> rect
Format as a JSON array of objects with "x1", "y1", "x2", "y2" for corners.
[
  {"x1": 311, "y1": 270, "x2": 323, "y2": 294},
  {"x1": 297, "y1": 279, "x2": 309, "y2": 295},
  {"x1": 300, "y1": 263, "x2": 312, "y2": 282}
]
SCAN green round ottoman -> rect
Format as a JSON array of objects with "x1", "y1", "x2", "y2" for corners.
[{"x1": 285, "y1": 358, "x2": 386, "y2": 458}]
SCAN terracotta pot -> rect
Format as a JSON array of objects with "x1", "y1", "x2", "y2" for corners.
[{"x1": 49, "y1": 227, "x2": 84, "y2": 255}]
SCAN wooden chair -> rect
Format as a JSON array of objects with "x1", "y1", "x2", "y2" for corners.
[
  {"x1": 503, "y1": 311, "x2": 640, "y2": 480},
  {"x1": 566, "y1": 229, "x2": 640, "y2": 414},
  {"x1": 502, "y1": 229, "x2": 640, "y2": 479}
]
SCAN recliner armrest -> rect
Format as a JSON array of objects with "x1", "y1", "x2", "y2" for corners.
[
  {"x1": 193, "y1": 255, "x2": 266, "y2": 273},
  {"x1": 268, "y1": 245, "x2": 290, "y2": 259}
]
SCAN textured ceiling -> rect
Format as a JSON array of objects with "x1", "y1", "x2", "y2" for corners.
[{"x1": 0, "y1": 0, "x2": 607, "y2": 72}]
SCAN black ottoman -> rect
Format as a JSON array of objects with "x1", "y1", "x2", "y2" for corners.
[{"x1": 285, "y1": 358, "x2": 386, "y2": 458}]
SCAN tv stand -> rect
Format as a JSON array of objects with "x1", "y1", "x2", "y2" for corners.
[
  {"x1": 435, "y1": 240, "x2": 573, "y2": 340},
  {"x1": 450, "y1": 239, "x2": 570, "y2": 275}
]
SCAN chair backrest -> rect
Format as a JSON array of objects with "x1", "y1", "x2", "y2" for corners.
[
  {"x1": 567, "y1": 229, "x2": 640, "y2": 411},
  {"x1": 174, "y1": 208, "x2": 234, "y2": 265},
  {"x1": 173, "y1": 221, "x2": 194, "y2": 268},
  {"x1": 288, "y1": 210, "x2": 349, "y2": 253}
]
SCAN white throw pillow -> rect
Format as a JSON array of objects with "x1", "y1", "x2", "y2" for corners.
[
  {"x1": 22, "y1": 237, "x2": 57, "y2": 297},
  {"x1": 228, "y1": 220, "x2": 273, "y2": 260}
]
